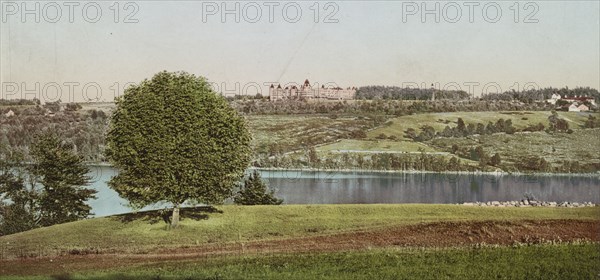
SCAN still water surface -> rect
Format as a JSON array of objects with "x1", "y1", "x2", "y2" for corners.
[{"x1": 87, "y1": 166, "x2": 600, "y2": 217}]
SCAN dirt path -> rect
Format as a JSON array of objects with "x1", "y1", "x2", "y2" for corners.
[
  {"x1": 155, "y1": 219, "x2": 600, "y2": 256},
  {"x1": 1, "y1": 219, "x2": 598, "y2": 276}
]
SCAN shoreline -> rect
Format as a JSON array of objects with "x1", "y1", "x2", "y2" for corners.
[
  {"x1": 85, "y1": 163, "x2": 600, "y2": 177},
  {"x1": 251, "y1": 167, "x2": 600, "y2": 177}
]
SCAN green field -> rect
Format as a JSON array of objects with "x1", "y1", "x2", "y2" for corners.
[
  {"x1": 246, "y1": 115, "x2": 374, "y2": 154},
  {"x1": 368, "y1": 111, "x2": 595, "y2": 141},
  {"x1": 3, "y1": 245, "x2": 599, "y2": 279},
  {"x1": 299, "y1": 111, "x2": 600, "y2": 171},
  {"x1": 1, "y1": 205, "x2": 597, "y2": 257},
  {"x1": 430, "y1": 128, "x2": 600, "y2": 167},
  {"x1": 317, "y1": 139, "x2": 438, "y2": 153}
]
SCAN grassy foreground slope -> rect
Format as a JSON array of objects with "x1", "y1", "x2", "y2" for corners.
[
  {"x1": 1, "y1": 205, "x2": 598, "y2": 256},
  {"x1": 3, "y1": 245, "x2": 599, "y2": 279},
  {"x1": 1, "y1": 205, "x2": 598, "y2": 279}
]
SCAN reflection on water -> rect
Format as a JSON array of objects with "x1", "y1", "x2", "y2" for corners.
[{"x1": 86, "y1": 166, "x2": 600, "y2": 217}]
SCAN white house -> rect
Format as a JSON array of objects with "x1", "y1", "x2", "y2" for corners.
[
  {"x1": 578, "y1": 104, "x2": 590, "y2": 112},
  {"x1": 562, "y1": 95, "x2": 596, "y2": 106},
  {"x1": 546, "y1": 93, "x2": 562, "y2": 105},
  {"x1": 4, "y1": 110, "x2": 15, "y2": 117},
  {"x1": 568, "y1": 104, "x2": 580, "y2": 112}
]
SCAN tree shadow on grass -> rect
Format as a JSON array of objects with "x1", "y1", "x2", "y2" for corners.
[{"x1": 112, "y1": 206, "x2": 223, "y2": 225}]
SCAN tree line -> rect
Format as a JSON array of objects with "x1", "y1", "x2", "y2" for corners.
[
  {"x1": 232, "y1": 99, "x2": 552, "y2": 116},
  {"x1": 406, "y1": 118, "x2": 519, "y2": 142},
  {"x1": 0, "y1": 105, "x2": 108, "y2": 162},
  {"x1": 481, "y1": 87, "x2": 600, "y2": 103},
  {"x1": 355, "y1": 86, "x2": 600, "y2": 104},
  {"x1": 355, "y1": 86, "x2": 470, "y2": 100},
  {"x1": 257, "y1": 149, "x2": 474, "y2": 172},
  {"x1": 257, "y1": 144, "x2": 599, "y2": 174}
]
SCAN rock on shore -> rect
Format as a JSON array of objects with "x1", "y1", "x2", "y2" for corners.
[{"x1": 461, "y1": 200, "x2": 596, "y2": 207}]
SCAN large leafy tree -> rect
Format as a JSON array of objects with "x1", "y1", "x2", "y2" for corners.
[{"x1": 106, "y1": 71, "x2": 252, "y2": 228}]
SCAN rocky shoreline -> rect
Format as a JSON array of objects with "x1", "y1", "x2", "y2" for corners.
[{"x1": 462, "y1": 200, "x2": 596, "y2": 207}]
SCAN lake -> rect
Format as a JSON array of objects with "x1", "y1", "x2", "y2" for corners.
[{"x1": 87, "y1": 166, "x2": 600, "y2": 217}]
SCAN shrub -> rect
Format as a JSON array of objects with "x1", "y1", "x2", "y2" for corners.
[
  {"x1": 234, "y1": 170, "x2": 283, "y2": 205},
  {"x1": 65, "y1": 103, "x2": 82, "y2": 111},
  {"x1": 349, "y1": 130, "x2": 367, "y2": 139},
  {"x1": 376, "y1": 133, "x2": 387, "y2": 140}
]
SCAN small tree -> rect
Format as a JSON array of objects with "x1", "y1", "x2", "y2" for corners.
[
  {"x1": 548, "y1": 110, "x2": 570, "y2": 132},
  {"x1": 451, "y1": 144, "x2": 459, "y2": 154},
  {"x1": 457, "y1": 118, "x2": 466, "y2": 133},
  {"x1": 349, "y1": 129, "x2": 367, "y2": 139},
  {"x1": 1, "y1": 134, "x2": 96, "y2": 234},
  {"x1": 584, "y1": 115, "x2": 599, "y2": 128},
  {"x1": 476, "y1": 123, "x2": 486, "y2": 135},
  {"x1": 478, "y1": 154, "x2": 490, "y2": 169},
  {"x1": 404, "y1": 128, "x2": 417, "y2": 140},
  {"x1": 307, "y1": 147, "x2": 320, "y2": 166},
  {"x1": 43, "y1": 100, "x2": 61, "y2": 113},
  {"x1": 0, "y1": 148, "x2": 39, "y2": 235},
  {"x1": 490, "y1": 153, "x2": 502, "y2": 166},
  {"x1": 29, "y1": 133, "x2": 97, "y2": 227},
  {"x1": 65, "y1": 103, "x2": 82, "y2": 111},
  {"x1": 416, "y1": 125, "x2": 436, "y2": 141},
  {"x1": 234, "y1": 170, "x2": 283, "y2": 205}
]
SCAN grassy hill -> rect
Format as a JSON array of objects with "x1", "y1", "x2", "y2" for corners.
[
  {"x1": 430, "y1": 129, "x2": 600, "y2": 167},
  {"x1": 312, "y1": 111, "x2": 600, "y2": 171},
  {"x1": 367, "y1": 111, "x2": 593, "y2": 141},
  {"x1": 0, "y1": 205, "x2": 598, "y2": 279},
  {"x1": 246, "y1": 115, "x2": 374, "y2": 155},
  {"x1": 1, "y1": 205, "x2": 597, "y2": 257},
  {"x1": 4, "y1": 245, "x2": 599, "y2": 279},
  {"x1": 3, "y1": 105, "x2": 599, "y2": 172}
]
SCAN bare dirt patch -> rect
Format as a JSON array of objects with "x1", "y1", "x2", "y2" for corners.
[{"x1": 156, "y1": 219, "x2": 599, "y2": 256}]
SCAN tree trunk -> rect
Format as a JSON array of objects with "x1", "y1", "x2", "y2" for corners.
[{"x1": 171, "y1": 206, "x2": 180, "y2": 229}]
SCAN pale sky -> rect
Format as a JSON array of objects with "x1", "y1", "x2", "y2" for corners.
[{"x1": 1, "y1": 1, "x2": 599, "y2": 102}]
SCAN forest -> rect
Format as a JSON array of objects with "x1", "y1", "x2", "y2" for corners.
[
  {"x1": 355, "y1": 86, "x2": 600, "y2": 104},
  {"x1": 0, "y1": 104, "x2": 108, "y2": 162},
  {"x1": 231, "y1": 99, "x2": 552, "y2": 116},
  {"x1": 355, "y1": 86, "x2": 470, "y2": 100}
]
